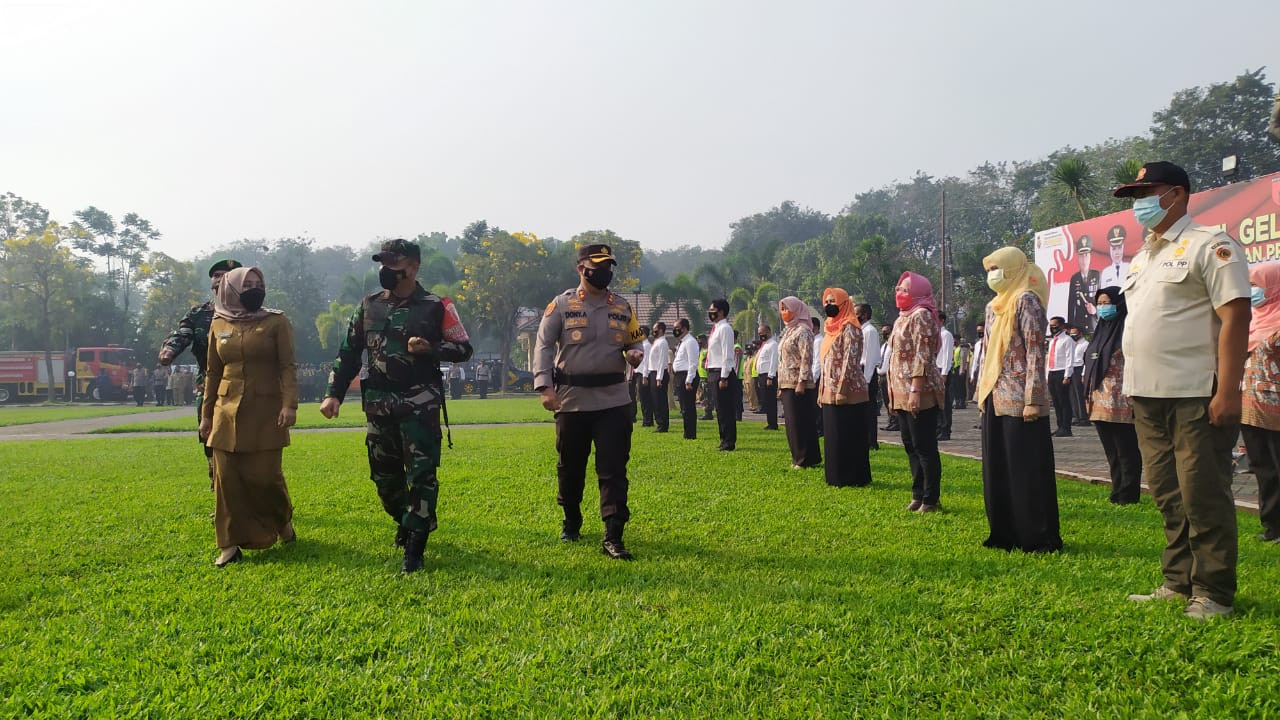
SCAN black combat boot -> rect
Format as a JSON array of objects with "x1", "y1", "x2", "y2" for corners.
[
  {"x1": 394, "y1": 524, "x2": 408, "y2": 548},
  {"x1": 561, "y1": 505, "x2": 583, "y2": 542},
  {"x1": 401, "y1": 529, "x2": 429, "y2": 573},
  {"x1": 601, "y1": 517, "x2": 633, "y2": 560}
]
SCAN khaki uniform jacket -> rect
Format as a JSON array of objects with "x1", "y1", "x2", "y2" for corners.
[
  {"x1": 533, "y1": 287, "x2": 644, "y2": 413},
  {"x1": 202, "y1": 312, "x2": 298, "y2": 453}
]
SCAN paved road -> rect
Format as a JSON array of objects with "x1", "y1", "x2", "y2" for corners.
[{"x1": 2, "y1": 403, "x2": 1260, "y2": 513}]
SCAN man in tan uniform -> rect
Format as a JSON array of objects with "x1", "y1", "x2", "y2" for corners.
[
  {"x1": 534, "y1": 244, "x2": 646, "y2": 560},
  {"x1": 1116, "y1": 161, "x2": 1251, "y2": 620}
]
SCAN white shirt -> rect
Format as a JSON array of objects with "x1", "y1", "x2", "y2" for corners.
[
  {"x1": 935, "y1": 327, "x2": 955, "y2": 375},
  {"x1": 878, "y1": 341, "x2": 890, "y2": 374},
  {"x1": 1122, "y1": 215, "x2": 1251, "y2": 398},
  {"x1": 1100, "y1": 260, "x2": 1130, "y2": 289},
  {"x1": 860, "y1": 323, "x2": 881, "y2": 384},
  {"x1": 1071, "y1": 337, "x2": 1088, "y2": 367},
  {"x1": 706, "y1": 319, "x2": 736, "y2": 375},
  {"x1": 672, "y1": 333, "x2": 699, "y2": 374},
  {"x1": 811, "y1": 333, "x2": 823, "y2": 379},
  {"x1": 969, "y1": 338, "x2": 984, "y2": 381},
  {"x1": 1047, "y1": 332, "x2": 1076, "y2": 377},
  {"x1": 648, "y1": 335, "x2": 670, "y2": 381},
  {"x1": 754, "y1": 337, "x2": 779, "y2": 378},
  {"x1": 638, "y1": 338, "x2": 652, "y2": 375}
]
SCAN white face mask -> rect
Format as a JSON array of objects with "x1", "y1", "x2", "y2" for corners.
[{"x1": 986, "y1": 268, "x2": 1007, "y2": 292}]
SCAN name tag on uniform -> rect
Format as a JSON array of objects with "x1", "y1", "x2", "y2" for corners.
[{"x1": 217, "y1": 332, "x2": 233, "y2": 338}]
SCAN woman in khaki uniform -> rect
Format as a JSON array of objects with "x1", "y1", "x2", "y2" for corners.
[{"x1": 199, "y1": 266, "x2": 298, "y2": 567}]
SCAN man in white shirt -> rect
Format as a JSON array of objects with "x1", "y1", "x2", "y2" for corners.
[
  {"x1": 1114, "y1": 160, "x2": 1250, "y2": 619},
  {"x1": 856, "y1": 304, "x2": 881, "y2": 449},
  {"x1": 969, "y1": 322, "x2": 985, "y2": 427},
  {"x1": 753, "y1": 324, "x2": 780, "y2": 430},
  {"x1": 935, "y1": 312, "x2": 955, "y2": 441},
  {"x1": 1069, "y1": 325, "x2": 1090, "y2": 426},
  {"x1": 705, "y1": 299, "x2": 738, "y2": 451},
  {"x1": 670, "y1": 318, "x2": 701, "y2": 439},
  {"x1": 811, "y1": 316, "x2": 825, "y2": 437},
  {"x1": 878, "y1": 323, "x2": 896, "y2": 431},
  {"x1": 648, "y1": 322, "x2": 671, "y2": 433},
  {"x1": 636, "y1": 329, "x2": 654, "y2": 427},
  {"x1": 1098, "y1": 225, "x2": 1131, "y2": 289},
  {"x1": 1045, "y1": 316, "x2": 1077, "y2": 437}
]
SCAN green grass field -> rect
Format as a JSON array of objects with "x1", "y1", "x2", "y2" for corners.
[
  {"x1": 0, "y1": 404, "x2": 173, "y2": 427},
  {"x1": 90, "y1": 397, "x2": 555, "y2": 433},
  {"x1": 3, "y1": 424, "x2": 1279, "y2": 717}
]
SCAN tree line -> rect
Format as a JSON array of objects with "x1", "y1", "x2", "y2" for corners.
[{"x1": 2, "y1": 68, "x2": 1277, "y2": 397}]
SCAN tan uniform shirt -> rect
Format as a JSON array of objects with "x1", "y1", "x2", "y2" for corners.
[
  {"x1": 1121, "y1": 215, "x2": 1251, "y2": 398},
  {"x1": 533, "y1": 287, "x2": 644, "y2": 413}
]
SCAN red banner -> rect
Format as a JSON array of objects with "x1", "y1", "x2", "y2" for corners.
[{"x1": 1033, "y1": 172, "x2": 1280, "y2": 333}]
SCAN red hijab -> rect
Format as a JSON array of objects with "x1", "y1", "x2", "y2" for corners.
[
  {"x1": 1249, "y1": 261, "x2": 1280, "y2": 352},
  {"x1": 896, "y1": 271, "x2": 938, "y2": 324}
]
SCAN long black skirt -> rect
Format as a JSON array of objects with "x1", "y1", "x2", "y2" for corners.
[
  {"x1": 981, "y1": 397, "x2": 1062, "y2": 553},
  {"x1": 822, "y1": 402, "x2": 871, "y2": 487},
  {"x1": 780, "y1": 388, "x2": 821, "y2": 467}
]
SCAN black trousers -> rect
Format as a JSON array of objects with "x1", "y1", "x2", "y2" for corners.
[
  {"x1": 638, "y1": 374, "x2": 654, "y2": 426},
  {"x1": 865, "y1": 378, "x2": 881, "y2": 448},
  {"x1": 1047, "y1": 370, "x2": 1072, "y2": 432},
  {"x1": 1094, "y1": 420, "x2": 1143, "y2": 504},
  {"x1": 781, "y1": 388, "x2": 821, "y2": 467},
  {"x1": 707, "y1": 369, "x2": 738, "y2": 449},
  {"x1": 755, "y1": 376, "x2": 778, "y2": 428},
  {"x1": 823, "y1": 402, "x2": 871, "y2": 486},
  {"x1": 477, "y1": 378, "x2": 488, "y2": 399},
  {"x1": 154, "y1": 384, "x2": 166, "y2": 406},
  {"x1": 1070, "y1": 370, "x2": 1087, "y2": 422},
  {"x1": 896, "y1": 407, "x2": 941, "y2": 504},
  {"x1": 649, "y1": 372, "x2": 670, "y2": 431},
  {"x1": 1242, "y1": 424, "x2": 1280, "y2": 536},
  {"x1": 938, "y1": 373, "x2": 954, "y2": 437},
  {"x1": 675, "y1": 371, "x2": 699, "y2": 439},
  {"x1": 555, "y1": 404, "x2": 632, "y2": 522},
  {"x1": 133, "y1": 387, "x2": 146, "y2": 406},
  {"x1": 950, "y1": 372, "x2": 968, "y2": 409},
  {"x1": 981, "y1": 397, "x2": 1062, "y2": 552}
]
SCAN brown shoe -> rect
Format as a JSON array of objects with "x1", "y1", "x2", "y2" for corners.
[
  {"x1": 915, "y1": 503, "x2": 941, "y2": 514},
  {"x1": 906, "y1": 499, "x2": 922, "y2": 512}
]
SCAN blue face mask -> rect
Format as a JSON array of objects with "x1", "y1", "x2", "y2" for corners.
[
  {"x1": 1252, "y1": 287, "x2": 1267, "y2": 308},
  {"x1": 1132, "y1": 189, "x2": 1174, "y2": 229},
  {"x1": 1097, "y1": 304, "x2": 1118, "y2": 321}
]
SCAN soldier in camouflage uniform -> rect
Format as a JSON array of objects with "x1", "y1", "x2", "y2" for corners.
[
  {"x1": 534, "y1": 243, "x2": 646, "y2": 560},
  {"x1": 159, "y1": 258, "x2": 243, "y2": 476},
  {"x1": 320, "y1": 239, "x2": 473, "y2": 573}
]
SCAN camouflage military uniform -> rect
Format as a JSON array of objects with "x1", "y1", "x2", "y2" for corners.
[
  {"x1": 162, "y1": 300, "x2": 216, "y2": 458},
  {"x1": 327, "y1": 283, "x2": 473, "y2": 533}
]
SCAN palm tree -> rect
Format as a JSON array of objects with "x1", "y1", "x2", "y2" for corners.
[
  {"x1": 647, "y1": 274, "x2": 708, "y2": 329},
  {"x1": 338, "y1": 270, "x2": 377, "y2": 305},
  {"x1": 1051, "y1": 156, "x2": 1096, "y2": 222},
  {"x1": 315, "y1": 301, "x2": 356, "y2": 350},
  {"x1": 729, "y1": 281, "x2": 781, "y2": 338},
  {"x1": 1113, "y1": 159, "x2": 1143, "y2": 187}
]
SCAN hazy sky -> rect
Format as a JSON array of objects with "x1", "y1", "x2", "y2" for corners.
[{"x1": 4, "y1": 1, "x2": 1278, "y2": 260}]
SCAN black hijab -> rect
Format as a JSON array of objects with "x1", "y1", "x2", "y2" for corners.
[{"x1": 1082, "y1": 286, "x2": 1127, "y2": 393}]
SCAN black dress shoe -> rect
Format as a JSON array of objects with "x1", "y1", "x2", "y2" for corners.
[
  {"x1": 602, "y1": 538, "x2": 633, "y2": 560},
  {"x1": 215, "y1": 547, "x2": 242, "y2": 568}
]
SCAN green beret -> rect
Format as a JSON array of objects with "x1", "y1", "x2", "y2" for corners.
[{"x1": 208, "y1": 259, "x2": 243, "y2": 277}]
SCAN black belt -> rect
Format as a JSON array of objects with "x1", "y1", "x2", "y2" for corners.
[{"x1": 554, "y1": 370, "x2": 625, "y2": 388}]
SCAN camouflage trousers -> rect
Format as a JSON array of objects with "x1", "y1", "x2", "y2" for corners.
[{"x1": 366, "y1": 407, "x2": 442, "y2": 532}]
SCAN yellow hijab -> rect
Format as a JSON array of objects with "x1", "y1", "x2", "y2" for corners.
[{"x1": 976, "y1": 246, "x2": 1047, "y2": 407}]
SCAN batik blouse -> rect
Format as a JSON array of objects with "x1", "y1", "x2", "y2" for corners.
[
  {"x1": 887, "y1": 307, "x2": 944, "y2": 412},
  {"x1": 819, "y1": 323, "x2": 868, "y2": 406},
  {"x1": 1088, "y1": 347, "x2": 1133, "y2": 424},
  {"x1": 1242, "y1": 330, "x2": 1280, "y2": 432},
  {"x1": 981, "y1": 291, "x2": 1049, "y2": 418},
  {"x1": 777, "y1": 323, "x2": 815, "y2": 391}
]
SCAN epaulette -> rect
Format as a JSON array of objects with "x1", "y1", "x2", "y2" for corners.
[{"x1": 264, "y1": 308, "x2": 285, "y2": 315}]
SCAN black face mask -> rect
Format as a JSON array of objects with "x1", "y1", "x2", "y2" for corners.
[
  {"x1": 583, "y1": 266, "x2": 612, "y2": 290},
  {"x1": 1049, "y1": 326, "x2": 1061, "y2": 335},
  {"x1": 708, "y1": 312, "x2": 718, "y2": 322},
  {"x1": 672, "y1": 327, "x2": 682, "y2": 337},
  {"x1": 823, "y1": 305, "x2": 839, "y2": 318},
  {"x1": 240, "y1": 288, "x2": 266, "y2": 312},
  {"x1": 379, "y1": 266, "x2": 407, "y2": 290},
  {"x1": 758, "y1": 335, "x2": 767, "y2": 342}
]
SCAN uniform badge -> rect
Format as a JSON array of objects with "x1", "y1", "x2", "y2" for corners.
[
  {"x1": 1216, "y1": 246, "x2": 1232, "y2": 261},
  {"x1": 1173, "y1": 247, "x2": 1185, "y2": 258},
  {"x1": 570, "y1": 329, "x2": 583, "y2": 342},
  {"x1": 543, "y1": 301, "x2": 556, "y2": 317},
  {"x1": 614, "y1": 331, "x2": 624, "y2": 344}
]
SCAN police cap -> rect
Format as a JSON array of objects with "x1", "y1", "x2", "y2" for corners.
[
  {"x1": 1112, "y1": 161, "x2": 1192, "y2": 197},
  {"x1": 576, "y1": 243, "x2": 617, "y2": 266}
]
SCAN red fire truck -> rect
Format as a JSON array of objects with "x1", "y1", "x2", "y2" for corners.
[{"x1": 0, "y1": 346, "x2": 137, "y2": 403}]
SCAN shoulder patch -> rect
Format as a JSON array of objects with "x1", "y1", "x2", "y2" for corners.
[
  {"x1": 544, "y1": 301, "x2": 557, "y2": 317},
  {"x1": 1215, "y1": 246, "x2": 1233, "y2": 262}
]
